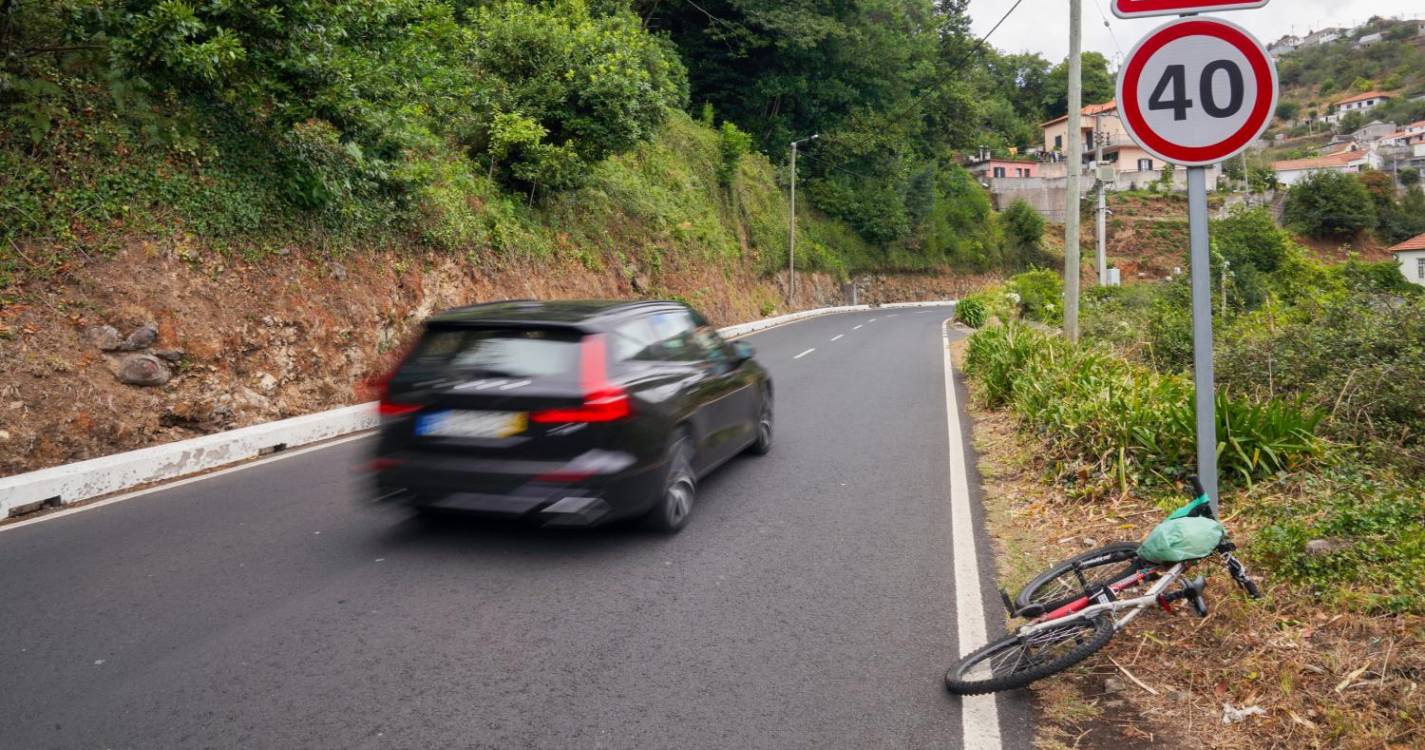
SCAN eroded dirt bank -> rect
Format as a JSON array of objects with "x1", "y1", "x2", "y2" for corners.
[{"x1": 0, "y1": 244, "x2": 991, "y2": 476}]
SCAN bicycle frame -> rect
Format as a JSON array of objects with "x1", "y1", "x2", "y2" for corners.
[{"x1": 1018, "y1": 562, "x2": 1188, "y2": 638}]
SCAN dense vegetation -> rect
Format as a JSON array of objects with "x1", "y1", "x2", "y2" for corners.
[
  {"x1": 1284, "y1": 170, "x2": 1425, "y2": 244},
  {"x1": 1, "y1": 0, "x2": 1088, "y2": 289},
  {"x1": 1273, "y1": 16, "x2": 1425, "y2": 132},
  {"x1": 962, "y1": 207, "x2": 1425, "y2": 613}
]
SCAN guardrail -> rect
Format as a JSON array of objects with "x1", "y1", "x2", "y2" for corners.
[{"x1": 0, "y1": 300, "x2": 953, "y2": 518}]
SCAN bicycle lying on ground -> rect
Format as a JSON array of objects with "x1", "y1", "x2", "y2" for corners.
[{"x1": 945, "y1": 478, "x2": 1261, "y2": 695}]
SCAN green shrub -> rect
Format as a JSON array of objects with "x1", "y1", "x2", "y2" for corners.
[
  {"x1": 964, "y1": 323, "x2": 1322, "y2": 489},
  {"x1": 955, "y1": 297, "x2": 988, "y2": 328},
  {"x1": 1006, "y1": 269, "x2": 1063, "y2": 325},
  {"x1": 1001, "y1": 199, "x2": 1051, "y2": 270},
  {"x1": 1284, "y1": 171, "x2": 1377, "y2": 240},
  {"x1": 717, "y1": 122, "x2": 753, "y2": 188},
  {"x1": 1217, "y1": 292, "x2": 1425, "y2": 474}
]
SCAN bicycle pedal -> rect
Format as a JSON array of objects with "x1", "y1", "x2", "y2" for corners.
[{"x1": 999, "y1": 588, "x2": 1016, "y2": 616}]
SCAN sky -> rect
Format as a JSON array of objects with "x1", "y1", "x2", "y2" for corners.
[{"x1": 969, "y1": 0, "x2": 1424, "y2": 66}]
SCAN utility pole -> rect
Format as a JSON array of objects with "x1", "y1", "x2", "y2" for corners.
[
  {"x1": 788, "y1": 134, "x2": 818, "y2": 305},
  {"x1": 1064, "y1": 0, "x2": 1083, "y2": 340},
  {"x1": 1095, "y1": 110, "x2": 1108, "y2": 286}
]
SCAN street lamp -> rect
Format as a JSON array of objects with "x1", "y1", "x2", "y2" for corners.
[{"x1": 788, "y1": 133, "x2": 818, "y2": 304}]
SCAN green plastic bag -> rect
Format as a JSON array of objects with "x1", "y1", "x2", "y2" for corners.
[
  {"x1": 1138, "y1": 516, "x2": 1225, "y2": 563},
  {"x1": 1166, "y1": 494, "x2": 1213, "y2": 520}
]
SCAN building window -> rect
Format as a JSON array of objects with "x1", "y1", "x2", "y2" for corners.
[
  {"x1": 1418, "y1": 257, "x2": 1424, "y2": 280},
  {"x1": 1055, "y1": 135, "x2": 1063, "y2": 150},
  {"x1": 1138, "y1": 158, "x2": 1153, "y2": 171},
  {"x1": 993, "y1": 167, "x2": 1006, "y2": 178}
]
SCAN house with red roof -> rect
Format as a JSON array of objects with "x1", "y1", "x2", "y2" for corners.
[
  {"x1": 1326, "y1": 91, "x2": 1393, "y2": 124},
  {"x1": 1391, "y1": 232, "x2": 1425, "y2": 287},
  {"x1": 1272, "y1": 149, "x2": 1382, "y2": 186}
]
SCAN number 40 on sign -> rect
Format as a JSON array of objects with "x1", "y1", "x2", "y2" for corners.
[{"x1": 1116, "y1": 17, "x2": 1277, "y2": 167}]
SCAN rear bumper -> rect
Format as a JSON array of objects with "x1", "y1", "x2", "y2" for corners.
[{"x1": 371, "y1": 449, "x2": 663, "y2": 527}]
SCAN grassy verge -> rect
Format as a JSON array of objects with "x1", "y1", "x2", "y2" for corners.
[{"x1": 955, "y1": 328, "x2": 1425, "y2": 749}]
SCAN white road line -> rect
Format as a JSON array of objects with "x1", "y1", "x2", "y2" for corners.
[
  {"x1": 793, "y1": 348, "x2": 816, "y2": 360},
  {"x1": 941, "y1": 319, "x2": 1004, "y2": 750},
  {"x1": 830, "y1": 334, "x2": 844, "y2": 342},
  {"x1": 853, "y1": 325, "x2": 863, "y2": 330},
  {"x1": 0, "y1": 432, "x2": 375, "y2": 534},
  {"x1": 869, "y1": 317, "x2": 877, "y2": 322}
]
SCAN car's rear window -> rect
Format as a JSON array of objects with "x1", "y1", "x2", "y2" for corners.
[{"x1": 400, "y1": 328, "x2": 582, "y2": 380}]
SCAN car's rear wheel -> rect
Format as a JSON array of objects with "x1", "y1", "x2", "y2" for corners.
[
  {"x1": 644, "y1": 434, "x2": 696, "y2": 533},
  {"x1": 747, "y1": 392, "x2": 773, "y2": 455}
]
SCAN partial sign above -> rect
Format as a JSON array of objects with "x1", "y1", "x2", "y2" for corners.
[
  {"x1": 1112, "y1": 0, "x2": 1270, "y2": 19},
  {"x1": 1116, "y1": 17, "x2": 1278, "y2": 167}
]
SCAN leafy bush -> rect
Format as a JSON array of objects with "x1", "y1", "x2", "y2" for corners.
[
  {"x1": 1213, "y1": 207, "x2": 1291, "y2": 274},
  {"x1": 717, "y1": 122, "x2": 753, "y2": 188},
  {"x1": 1001, "y1": 199, "x2": 1052, "y2": 271},
  {"x1": 1005, "y1": 270, "x2": 1063, "y2": 325},
  {"x1": 964, "y1": 323, "x2": 1322, "y2": 489},
  {"x1": 1284, "y1": 171, "x2": 1377, "y2": 240},
  {"x1": 954, "y1": 297, "x2": 988, "y2": 328},
  {"x1": 1217, "y1": 292, "x2": 1425, "y2": 474}
]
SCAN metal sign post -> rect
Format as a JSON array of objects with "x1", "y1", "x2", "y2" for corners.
[
  {"x1": 1185, "y1": 166, "x2": 1217, "y2": 504},
  {"x1": 1116, "y1": 16, "x2": 1277, "y2": 514}
]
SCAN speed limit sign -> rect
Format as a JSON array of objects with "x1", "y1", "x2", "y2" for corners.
[{"x1": 1116, "y1": 17, "x2": 1277, "y2": 167}]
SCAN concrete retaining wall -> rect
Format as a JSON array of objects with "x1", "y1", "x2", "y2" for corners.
[{"x1": 1, "y1": 301, "x2": 952, "y2": 517}]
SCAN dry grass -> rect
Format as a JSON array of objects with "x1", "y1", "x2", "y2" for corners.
[{"x1": 955, "y1": 340, "x2": 1425, "y2": 750}]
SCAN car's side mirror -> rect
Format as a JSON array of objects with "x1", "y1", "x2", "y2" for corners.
[{"x1": 731, "y1": 341, "x2": 755, "y2": 363}]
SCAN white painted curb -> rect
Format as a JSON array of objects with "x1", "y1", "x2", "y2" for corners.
[
  {"x1": 0, "y1": 300, "x2": 953, "y2": 517},
  {"x1": 0, "y1": 405, "x2": 378, "y2": 518}
]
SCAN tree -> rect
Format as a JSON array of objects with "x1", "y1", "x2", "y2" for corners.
[
  {"x1": 1276, "y1": 102, "x2": 1300, "y2": 121},
  {"x1": 1002, "y1": 199, "x2": 1051, "y2": 270},
  {"x1": 1212, "y1": 207, "x2": 1291, "y2": 274},
  {"x1": 1379, "y1": 188, "x2": 1425, "y2": 244},
  {"x1": 1337, "y1": 111, "x2": 1367, "y2": 135},
  {"x1": 1284, "y1": 171, "x2": 1378, "y2": 239},
  {"x1": 1042, "y1": 51, "x2": 1114, "y2": 119},
  {"x1": 1401, "y1": 168, "x2": 1421, "y2": 189}
]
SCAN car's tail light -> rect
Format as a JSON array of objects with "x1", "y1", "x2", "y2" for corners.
[
  {"x1": 367, "y1": 458, "x2": 405, "y2": 472},
  {"x1": 372, "y1": 342, "x2": 421, "y2": 417},
  {"x1": 531, "y1": 334, "x2": 632, "y2": 424}
]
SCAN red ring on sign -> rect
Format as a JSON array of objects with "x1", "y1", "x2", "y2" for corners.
[{"x1": 1119, "y1": 19, "x2": 1275, "y2": 166}]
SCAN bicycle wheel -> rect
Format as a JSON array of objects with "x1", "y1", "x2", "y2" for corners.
[
  {"x1": 945, "y1": 614, "x2": 1115, "y2": 695},
  {"x1": 1014, "y1": 542, "x2": 1142, "y2": 612}
]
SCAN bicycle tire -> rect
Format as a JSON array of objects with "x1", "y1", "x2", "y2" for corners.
[
  {"x1": 945, "y1": 614, "x2": 1115, "y2": 695},
  {"x1": 1014, "y1": 542, "x2": 1143, "y2": 612}
]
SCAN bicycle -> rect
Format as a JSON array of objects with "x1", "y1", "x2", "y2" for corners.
[{"x1": 944, "y1": 478, "x2": 1262, "y2": 695}]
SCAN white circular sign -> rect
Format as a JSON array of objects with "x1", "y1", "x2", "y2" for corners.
[{"x1": 1117, "y1": 18, "x2": 1278, "y2": 167}]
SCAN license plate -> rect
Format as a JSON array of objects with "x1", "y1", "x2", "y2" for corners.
[{"x1": 415, "y1": 410, "x2": 527, "y2": 439}]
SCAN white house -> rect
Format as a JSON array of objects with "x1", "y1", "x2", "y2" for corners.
[
  {"x1": 1269, "y1": 35, "x2": 1300, "y2": 58},
  {"x1": 1356, "y1": 32, "x2": 1384, "y2": 47},
  {"x1": 1334, "y1": 91, "x2": 1393, "y2": 119},
  {"x1": 1272, "y1": 149, "x2": 1382, "y2": 186},
  {"x1": 1352, "y1": 121, "x2": 1400, "y2": 144},
  {"x1": 1391, "y1": 233, "x2": 1425, "y2": 287},
  {"x1": 1301, "y1": 28, "x2": 1343, "y2": 47}
]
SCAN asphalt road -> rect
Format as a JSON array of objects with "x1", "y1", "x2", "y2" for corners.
[{"x1": 0, "y1": 307, "x2": 1031, "y2": 750}]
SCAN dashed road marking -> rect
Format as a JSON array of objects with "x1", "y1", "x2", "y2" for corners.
[
  {"x1": 794, "y1": 348, "x2": 816, "y2": 360},
  {"x1": 853, "y1": 325, "x2": 863, "y2": 330},
  {"x1": 830, "y1": 334, "x2": 844, "y2": 342}
]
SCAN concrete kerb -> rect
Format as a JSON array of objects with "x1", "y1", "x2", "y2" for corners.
[{"x1": 0, "y1": 301, "x2": 952, "y2": 517}]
